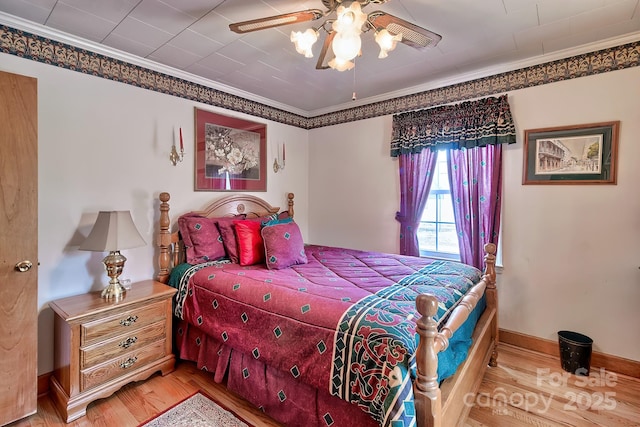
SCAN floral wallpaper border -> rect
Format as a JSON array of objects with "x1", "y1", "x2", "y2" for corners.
[{"x1": 1, "y1": 25, "x2": 639, "y2": 130}]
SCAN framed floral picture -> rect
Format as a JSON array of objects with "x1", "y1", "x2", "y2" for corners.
[{"x1": 195, "y1": 108, "x2": 266, "y2": 191}]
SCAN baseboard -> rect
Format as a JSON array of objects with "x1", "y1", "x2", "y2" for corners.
[
  {"x1": 499, "y1": 328, "x2": 640, "y2": 379},
  {"x1": 38, "y1": 371, "x2": 52, "y2": 397}
]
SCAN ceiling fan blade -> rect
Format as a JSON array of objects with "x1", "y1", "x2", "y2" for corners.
[
  {"x1": 368, "y1": 11, "x2": 442, "y2": 50},
  {"x1": 230, "y1": 9, "x2": 324, "y2": 34},
  {"x1": 315, "y1": 31, "x2": 336, "y2": 70}
]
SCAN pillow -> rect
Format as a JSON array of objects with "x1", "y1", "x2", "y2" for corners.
[
  {"x1": 217, "y1": 213, "x2": 286, "y2": 263},
  {"x1": 277, "y1": 210, "x2": 291, "y2": 220},
  {"x1": 217, "y1": 213, "x2": 288, "y2": 264},
  {"x1": 233, "y1": 220, "x2": 266, "y2": 266},
  {"x1": 261, "y1": 221, "x2": 307, "y2": 270},
  {"x1": 261, "y1": 216, "x2": 293, "y2": 227},
  {"x1": 177, "y1": 214, "x2": 226, "y2": 264},
  {"x1": 216, "y1": 216, "x2": 246, "y2": 264}
]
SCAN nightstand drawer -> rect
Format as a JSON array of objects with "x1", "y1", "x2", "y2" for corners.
[
  {"x1": 81, "y1": 301, "x2": 165, "y2": 345},
  {"x1": 81, "y1": 321, "x2": 166, "y2": 369},
  {"x1": 81, "y1": 340, "x2": 166, "y2": 391}
]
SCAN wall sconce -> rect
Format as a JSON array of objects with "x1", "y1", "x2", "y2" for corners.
[
  {"x1": 273, "y1": 143, "x2": 285, "y2": 173},
  {"x1": 170, "y1": 127, "x2": 185, "y2": 166}
]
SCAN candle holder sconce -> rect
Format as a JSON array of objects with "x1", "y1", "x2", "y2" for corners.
[
  {"x1": 273, "y1": 143, "x2": 285, "y2": 173},
  {"x1": 169, "y1": 145, "x2": 185, "y2": 166},
  {"x1": 273, "y1": 157, "x2": 285, "y2": 173},
  {"x1": 170, "y1": 127, "x2": 186, "y2": 166}
]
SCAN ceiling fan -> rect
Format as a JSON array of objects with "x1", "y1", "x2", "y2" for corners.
[{"x1": 229, "y1": 0, "x2": 442, "y2": 72}]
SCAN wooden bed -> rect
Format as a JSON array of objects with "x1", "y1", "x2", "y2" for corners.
[{"x1": 156, "y1": 191, "x2": 498, "y2": 427}]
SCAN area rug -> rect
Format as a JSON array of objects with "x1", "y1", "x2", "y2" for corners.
[{"x1": 139, "y1": 391, "x2": 252, "y2": 427}]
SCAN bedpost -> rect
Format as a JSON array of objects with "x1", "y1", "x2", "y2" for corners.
[
  {"x1": 287, "y1": 192, "x2": 294, "y2": 218},
  {"x1": 483, "y1": 242, "x2": 498, "y2": 367},
  {"x1": 157, "y1": 192, "x2": 172, "y2": 284},
  {"x1": 414, "y1": 294, "x2": 442, "y2": 427}
]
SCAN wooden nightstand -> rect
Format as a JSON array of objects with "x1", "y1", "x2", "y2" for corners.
[{"x1": 49, "y1": 280, "x2": 177, "y2": 422}]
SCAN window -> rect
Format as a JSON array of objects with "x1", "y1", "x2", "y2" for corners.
[{"x1": 417, "y1": 150, "x2": 460, "y2": 260}]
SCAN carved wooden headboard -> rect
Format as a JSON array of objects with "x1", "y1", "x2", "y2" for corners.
[{"x1": 157, "y1": 192, "x2": 294, "y2": 283}]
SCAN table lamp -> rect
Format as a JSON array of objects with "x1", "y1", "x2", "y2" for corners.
[{"x1": 79, "y1": 211, "x2": 146, "y2": 300}]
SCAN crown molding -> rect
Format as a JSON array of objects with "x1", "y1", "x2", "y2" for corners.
[
  {"x1": 1, "y1": 11, "x2": 639, "y2": 129},
  {"x1": 308, "y1": 31, "x2": 640, "y2": 117},
  {"x1": 0, "y1": 12, "x2": 310, "y2": 118}
]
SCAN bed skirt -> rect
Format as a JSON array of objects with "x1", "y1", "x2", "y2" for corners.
[{"x1": 174, "y1": 294, "x2": 485, "y2": 427}]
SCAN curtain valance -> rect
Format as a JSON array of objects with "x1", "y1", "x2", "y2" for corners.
[{"x1": 390, "y1": 94, "x2": 516, "y2": 157}]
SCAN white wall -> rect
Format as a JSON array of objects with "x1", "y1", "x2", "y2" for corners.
[
  {"x1": 1, "y1": 53, "x2": 310, "y2": 375},
  {"x1": 309, "y1": 67, "x2": 640, "y2": 362},
  {"x1": 308, "y1": 117, "x2": 400, "y2": 253},
  {"x1": 2, "y1": 50, "x2": 639, "y2": 374}
]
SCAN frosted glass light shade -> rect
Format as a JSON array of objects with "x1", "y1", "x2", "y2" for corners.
[
  {"x1": 332, "y1": 32, "x2": 361, "y2": 61},
  {"x1": 291, "y1": 28, "x2": 318, "y2": 58},
  {"x1": 375, "y1": 29, "x2": 402, "y2": 58},
  {"x1": 328, "y1": 56, "x2": 355, "y2": 71}
]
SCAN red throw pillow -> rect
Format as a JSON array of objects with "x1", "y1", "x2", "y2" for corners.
[{"x1": 233, "y1": 220, "x2": 265, "y2": 266}]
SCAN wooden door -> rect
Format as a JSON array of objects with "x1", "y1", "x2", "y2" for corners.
[{"x1": 0, "y1": 70, "x2": 38, "y2": 425}]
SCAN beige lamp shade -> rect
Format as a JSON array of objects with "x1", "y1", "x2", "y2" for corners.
[{"x1": 79, "y1": 211, "x2": 146, "y2": 252}]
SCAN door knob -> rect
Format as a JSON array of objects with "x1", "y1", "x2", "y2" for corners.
[{"x1": 15, "y1": 260, "x2": 33, "y2": 272}]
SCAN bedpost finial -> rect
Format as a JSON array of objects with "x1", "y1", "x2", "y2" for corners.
[
  {"x1": 287, "y1": 193, "x2": 294, "y2": 218},
  {"x1": 483, "y1": 242, "x2": 497, "y2": 287},
  {"x1": 484, "y1": 242, "x2": 496, "y2": 255},
  {"x1": 416, "y1": 294, "x2": 439, "y2": 318},
  {"x1": 160, "y1": 192, "x2": 170, "y2": 203}
]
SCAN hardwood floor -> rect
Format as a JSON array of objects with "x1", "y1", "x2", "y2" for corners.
[{"x1": 9, "y1": 344, "x2": 640, "y2": 427}]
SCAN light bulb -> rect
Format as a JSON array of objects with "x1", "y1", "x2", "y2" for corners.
[
  {"x1": 333, "y1": 2, "x2": 367, "y2": 34},
  {"x1": 342, "y1": 10, "x2": 355, "y2": 26}
]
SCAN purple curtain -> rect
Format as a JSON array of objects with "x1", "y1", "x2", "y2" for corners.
[
  {"x1": 447, "y1": 144, "x2": 503, "y2": 269},
  {"x1": 391, "y1": 95, "x2": 514, "y2": 260},
  {"x1": 395, "y1": 150, "x2": 438, "y2": 256}
]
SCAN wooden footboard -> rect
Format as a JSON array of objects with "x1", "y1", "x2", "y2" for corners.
[{"x1": 414, "y1": 243, "x2": 498, "y2": 427}]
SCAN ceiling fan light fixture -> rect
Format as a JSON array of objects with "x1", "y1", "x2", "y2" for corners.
[
  {"x1": 229, "y1": 1, "x2": 442, "y2": 72},
  {"x1": 328, "y1": 1, "x2": 367, "y2": 64},
  {"x1": 375, "y1": 28, "x2": 402, "y2": 58},
  {"x1": 291, "y1": 28, "x2": 319, "y2": 58}
]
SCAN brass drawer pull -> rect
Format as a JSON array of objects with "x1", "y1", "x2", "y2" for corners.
[
  {"x1": 120, "y1": 357, "x2": 137, "y2": 369},
  {"x1": 118, "y1": 336, "x2": 138, "y2": 349},
  {"x1": 120, "y1": 315, "x2": 138, "y2": 326}
]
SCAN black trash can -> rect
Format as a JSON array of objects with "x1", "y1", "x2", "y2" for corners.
[{"x1": 558, "y1": 330, "x2": 593, "y2": 376}]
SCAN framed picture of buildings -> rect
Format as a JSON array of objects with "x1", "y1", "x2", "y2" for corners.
[
  {"x1": 195, "y1": 108, "x2": 267, "y2": 191},
  {"x1": 522, "y1": 121, "x2": 619, "y2": 185}
]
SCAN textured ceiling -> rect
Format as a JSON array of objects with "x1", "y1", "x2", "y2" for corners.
[{"x1": 1, "y1": 0, "x2": 639, "y2": 115}]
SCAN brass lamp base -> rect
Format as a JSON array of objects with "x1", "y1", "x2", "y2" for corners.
[
  {"x1": 101, "y1": 281, "x2": 127, "y2": 300},
  {"x1": 101, "y1": 250, "x2": 128, "y2": 300}
]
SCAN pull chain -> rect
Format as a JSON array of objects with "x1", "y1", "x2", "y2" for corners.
[{"x1": 352, "y1": 59, "x2": 357, "y2": 101}]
